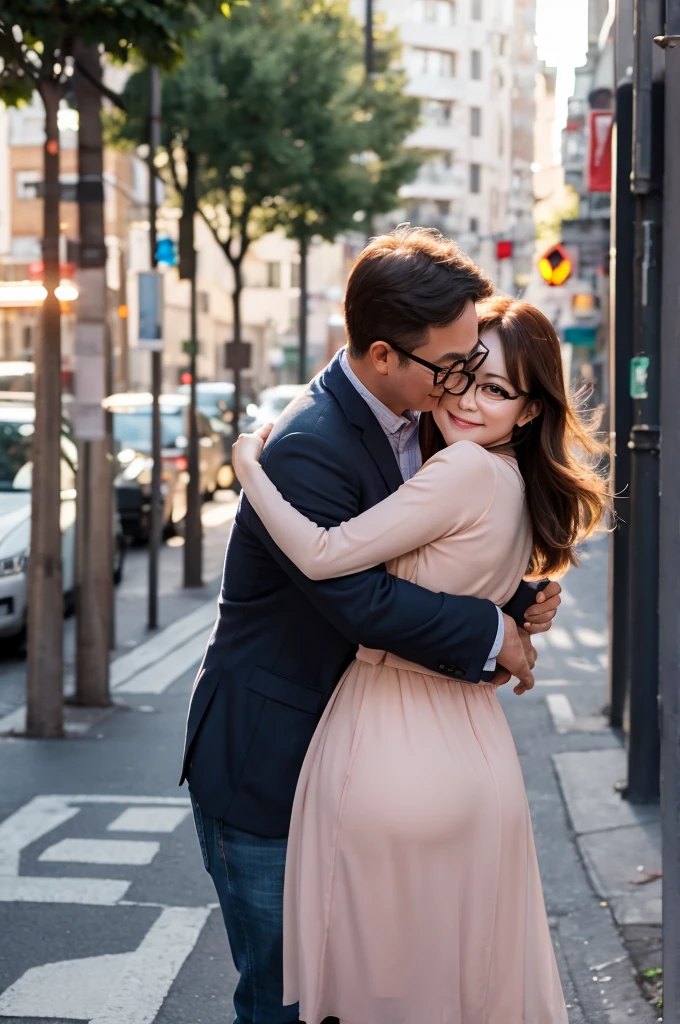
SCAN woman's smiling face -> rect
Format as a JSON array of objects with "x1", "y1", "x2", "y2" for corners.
[{"x1": 432, "y1": 328, "x2": 541, "y2": 448}]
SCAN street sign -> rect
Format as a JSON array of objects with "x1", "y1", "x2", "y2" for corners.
[
  {"x1": 137, "y1": 272, "x2": 163, "y2": 351},
  {"x1": 182, "y1": 339, "x2": 199, "y2": 356},
  {"x1": 155, "y1": 236, "x2": 176, "y2": 266},
  {"x1": 630, "y1": 356, "x2": 650, "y2": 399},
  {"x1": 587, "y1": 110, "x2": 614, "y2": 192},
  {"x1": 564, "y1": 325, "x2": 597, "y2": 348},
  {"x1": 538, "y1": 243, "x2": 572, "y2": 286},
  {"x1": 225, "y1": 340, "x2": 252, "y2": 371}
]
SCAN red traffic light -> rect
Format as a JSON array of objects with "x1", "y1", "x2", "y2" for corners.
[
  {"x1": 181, "y1": 372, "x2": 193, "y2": 385},
  {"x1": 496, "y1": 240, "x2": 513, "y2": 260},
  {"x1": 538, "y1": 243, "x2": 572, "y2": 286}
]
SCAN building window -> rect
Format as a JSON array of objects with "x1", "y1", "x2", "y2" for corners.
[
  {"x1": 471, "y1": 50, "x2": 482, "y2": 80},
  {"x1": 469, "y1": 216, "x2": 479, "y2": 233},
  {"x1": 421, "y1": 99, "x2": 453, "y2": 126},
  {"x1": 15, "y1": 171, "x2": 41, "y2": 200},
  {"x1": 411, "y1": 0, "x2": 456, "y2": 25},
  {"x1": 291, "y1": 262, "x2": 301, "y2": 288},
  {"x1": 267, "y1": 261, "x2": 282, "y2": 288},
  {"x1": 470, "y1": 107, "x2": 482, "y2": 137},
  {"x1": 436, "y1": 200, "x2": 451, "y2": 216},
  {"x1": 407, "y1": 47, "x2": 456, "y2": 78},
  {"x1": 471, "y1": 0, "x2": 482, "y2": 19},
  {"x1": 470, "y1": 163, "x2": 481, "y2": 193}
]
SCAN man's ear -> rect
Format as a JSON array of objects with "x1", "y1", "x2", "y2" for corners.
[
  {"x1": 368, "y1": 340, "x2": 391, "y2": 377},
  {"x1": 517, "y1": 399, "x2": 542, "y2": 429}
]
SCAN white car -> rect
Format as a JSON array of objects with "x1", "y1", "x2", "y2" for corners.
[
  {"x1": 0, "y1": 399, "x2": 124, "y2": 646},
  {"x1": 247, "y1": 385, "x2": 308, "y2": 432}
]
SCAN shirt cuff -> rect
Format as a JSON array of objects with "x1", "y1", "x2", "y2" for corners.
[{"x1": 483, "y1": 606, "x2": 504, "y2": 672}]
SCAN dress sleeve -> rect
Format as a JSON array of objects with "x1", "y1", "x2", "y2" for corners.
[{"x1": 236, "y1": 440, "x2": 498, "y2": 581}]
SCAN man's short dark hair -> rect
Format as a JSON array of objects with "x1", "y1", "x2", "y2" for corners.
[{"x1": 344, "y1": 225, "x2": 493, "y2": 359}]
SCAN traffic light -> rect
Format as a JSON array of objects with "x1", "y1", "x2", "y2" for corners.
[{"x1": 538, "y1": 243, "x2": 572, "y2": 286}]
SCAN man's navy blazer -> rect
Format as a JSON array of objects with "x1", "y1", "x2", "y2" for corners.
[{"x1": 182, "y1": 352, "x2": 535, "y2": 838}]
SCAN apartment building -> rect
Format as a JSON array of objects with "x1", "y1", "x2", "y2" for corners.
[{"x1": 351, "y1": 0, "x2": 537, "y2": 288}]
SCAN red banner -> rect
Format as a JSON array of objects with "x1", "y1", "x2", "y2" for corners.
[{"x1": 587, "y1": 110, "x2": 614, "y2": 192}]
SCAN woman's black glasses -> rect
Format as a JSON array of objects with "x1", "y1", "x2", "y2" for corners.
[{"x1": 383, "y1": 338, "x2": 490, "y2": 395}]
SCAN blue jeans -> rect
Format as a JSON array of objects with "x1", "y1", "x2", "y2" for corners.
[{"x1": 191, "y1": 793, "x2": 301, "y2": 1024}]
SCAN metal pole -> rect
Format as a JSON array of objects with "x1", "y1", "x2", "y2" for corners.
[
  {"x1": 183, "y1": 151, "x2": 202, "y2": 588},
  {"x1": 298, "y1": 231, "x2": 308, "y2": 385},
  {"x1": 148, "y1": 66, "x2": 162, "y2": 630},
  {"x1": 624, "y1": 0, "x2": 664, "y2": 803},
  {"x1": 656, "y1": 0, "x2": 680, "y2": 1011},
  {"x1": 365, "y1": 0, "x2": 374, "y2": 75},
  {"x1": 607, "y1": 0, "x2": 635, "y2": 730}
]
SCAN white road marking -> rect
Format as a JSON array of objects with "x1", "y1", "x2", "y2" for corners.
[
  {"x1": 0, "y1": 876, "x2": 131, "y2": 905},
  {"x1": 534, "y1": 678, "x2": 574, "y2": 687},
  {"x1": 574, "y1": 627, "x2": 608, "y2": 648},
  {"x1": 0, "y1": 705, "x2": 28, "y2": 734},
  {"x1": 546, "y1": 693, "x2": 576, "y2": 733},
  {"x1": 545, "y1": 626, "x2": 574, "y2": 651},
  {"x1": 39, "y1": 838, "x2": 160, "y2": 866},
  {"x1": 115, "y1": 632, "x2": 208, "y2": 695},
  {"x1": 598, "y1": 652, "x2": 609, "y2": 668},
  {"x1": 0, "y1": 904, "x2": 211, "y2": 1022},
  {"x1": 0, "y1": 794, "x2": 191, "y2": 905},
  {"x1": 111, "y1": 599, "x2": 216, "y2": 690},
  {"x1": 107, "y1": 807, "x2": 191, "y2": 833}
]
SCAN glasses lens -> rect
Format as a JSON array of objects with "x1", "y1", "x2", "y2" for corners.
[
  {"x1": 464, "y1": 350, "x2": 485, "y2": 373},
  {"x1": 442, "y1": 370, "x2": 471, "y2": 395},
  {"x1": 478, "y1": 384, "x2": 509, "y2": 402}
]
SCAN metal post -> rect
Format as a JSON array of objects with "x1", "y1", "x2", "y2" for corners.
[
  {"x1": 365, "y1": 0, "x2": 374, "y2": 75},
  {"x1": 183, "y1": 150, "x2": 202, "y2": 588},
  {"x1": 656, "y1": 0, "x2": 680, "y2": 1011},
  {"x1": 607, "y1": 0, "x2": 635, "y2": 729},
  {"x1": 298, "y1": 231, "x2": 308, "y2": 385},
  {"x1": 148, "y1": 66, "x2": 162, "y2": 630},
  {"x1": 624, "y1": 0, "x2": 664, "y2": 803}
]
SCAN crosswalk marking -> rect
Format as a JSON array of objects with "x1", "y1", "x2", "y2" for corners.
[
  {"x1": 39, "y1": 838, "x2": 160, "y2": 866},
  {"x1": 107, "y1": 806, "x2": 191, "y2": 833},
  {"x1": 110, "y1": 600, "x2": 216, "y2": 690},
  {"x1": 0, "y1": 876, "x2": 131, "y2": 905},
  {"x1": 546, "y1": 693, "x2": 576, "y2": 733},
  {"x1": 115, "y1": 632, "x2": 208, "y2": 694},
  {"x1": 0, "y1": 904, "x2": 211, "y2": 1023}
]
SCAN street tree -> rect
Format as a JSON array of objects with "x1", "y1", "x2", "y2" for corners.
[
  {"x1": 0, "y1": 0, "x2": 225, "y2": 737},
  {"x1": 115, "y1": 0, "x2": 422, "y2": 382}
]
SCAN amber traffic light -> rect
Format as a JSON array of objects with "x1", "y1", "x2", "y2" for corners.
[{"x1": 538, "y1": 243, "x2": 572, "y2": 286}]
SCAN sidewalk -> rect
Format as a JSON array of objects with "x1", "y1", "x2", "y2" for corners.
[{"x1": 0, "y1": 521, "x2": 663, "y2": 1023}]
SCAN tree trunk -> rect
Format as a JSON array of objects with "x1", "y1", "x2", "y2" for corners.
[
  {"x1": 232, "y1": 264, "x2": 243, "y2": 427},
  {"x1": 73, "y1": 43, "x2": 112, "y2": 705},
  {"x1": 298, "y1": 230, "x2": 309, "y2": 384},
  {"x1": 26, "y1": 77, "x2": 64, "y2": 737},
  {"x1": 183, "y1": 150, "x2": 202, "y2": 588}
]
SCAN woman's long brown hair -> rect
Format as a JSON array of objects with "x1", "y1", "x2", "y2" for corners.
[{"x1": 419, "y1": 295, "x2": 608, "y2": 577}]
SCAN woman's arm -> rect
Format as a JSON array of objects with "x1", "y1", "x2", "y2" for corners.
[{"x1": 233, "y1": 434, "x2": 497, "y2": 581}]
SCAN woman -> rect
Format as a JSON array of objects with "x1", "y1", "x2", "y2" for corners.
[{"x1": 232, "y1": 296, "x2": 607, "y2": 1024}]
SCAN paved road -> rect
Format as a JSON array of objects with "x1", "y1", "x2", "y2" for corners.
[{"x1": 0, "y1": 527, "x2": 657, "y2": 1023}]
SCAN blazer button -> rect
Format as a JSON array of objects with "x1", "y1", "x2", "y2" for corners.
[
  {"x1": 438, "y1": 663, "x2": 447, "y2": 672},
  {"x1": 453, "y1": 667, "x2": 466, "y2": 679}
]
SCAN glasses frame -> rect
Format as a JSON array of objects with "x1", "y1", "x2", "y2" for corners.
[{"x1": 382, "y1": 337, "x2": 490, "y2": 393}]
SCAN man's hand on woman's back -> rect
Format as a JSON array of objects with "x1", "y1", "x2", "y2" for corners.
[{"x1": 522, "y1": 580, "x2": 562, "y2": 634}]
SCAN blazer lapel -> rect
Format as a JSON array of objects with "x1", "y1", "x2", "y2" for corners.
[{"x1": 321, "y1": 353, "x2": 405, "y2": 495}]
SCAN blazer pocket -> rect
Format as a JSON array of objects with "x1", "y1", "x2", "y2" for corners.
[{"x1": 247, "y1": 666, "x2": 324, "y2": 715}]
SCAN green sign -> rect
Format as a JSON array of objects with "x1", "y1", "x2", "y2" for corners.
[
  {"x1": 563, "y1": 325, "x2": 597, "y2": 348},
  {"x1": 630, "y1": 356, "x2": 650, "y2": 399},
  {"x1": 182, "y1": 339, "x2": 199, "y2": 356}
]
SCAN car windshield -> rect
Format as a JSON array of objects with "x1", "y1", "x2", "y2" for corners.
[
  {"x1": 0, "y1": 417, "x2": 34, "y2": 491},
  {"x1": 113, "y1": 409, "x2": 186, "y2": 450}
]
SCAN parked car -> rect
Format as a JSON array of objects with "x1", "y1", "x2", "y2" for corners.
[
  {"x1": 0, "y1": 361, "x2": 34, "y2": 393},
  {"x1": 107, "y1": 393, "x2": 224, "y2": 540},
  {"x1": 247, "y1": 384, "x2": 308, "y2": 431},
  {"x1": 0, "y1": 396, "x2": 124, "y2": 647},
  {"x1": 176, "y1": 381, "x2": 254, "y2": 489}
]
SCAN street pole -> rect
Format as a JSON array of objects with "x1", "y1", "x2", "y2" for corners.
[
  {"x1": 148, "y1": 66, "x2": 162, "y2": 630},
  {"x1": 74, "y1": 43, "x2": 112, "y2": 706},
  {"x1": 182, "y1": 149, "x2": 202, "y2": 589},
  {"x1": 624, "y1": 0, "x2": 664, "y2": 804},
  {"x1": 655, "y1": 1, "x2": 680, "y2": 1011},
  {"x1": 607, "y1": 0, "x2": 635, "y2": 730},
  {"x1": 365, "y1": 0, "x2": 374, "y2": 75},
  {"x1": 297, "y1": 230, "x2": 308, "y2": 385},
  {"x1": 26, "y1": 75, "x2": 64, "y2": 738}
]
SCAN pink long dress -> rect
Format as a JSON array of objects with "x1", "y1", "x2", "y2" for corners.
[{"x1": 238, "y1": 439, "x2": 569, "y2": 1024}]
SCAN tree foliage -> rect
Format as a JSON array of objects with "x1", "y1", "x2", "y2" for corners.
[{"x1": 114, "y1": 0, "x2": 423, "y2": 341}]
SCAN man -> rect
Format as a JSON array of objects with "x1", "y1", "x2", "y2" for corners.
[{"x1": 182, "y1": 227, "x2": 561, "y2": 1024}]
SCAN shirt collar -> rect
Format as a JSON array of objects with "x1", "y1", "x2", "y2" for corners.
[{"x1": 340, "y1": 350, "x2": 420, "y2": 436}]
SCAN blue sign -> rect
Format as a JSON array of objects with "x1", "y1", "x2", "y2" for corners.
[
  {"x1": 155, "y1": 236, "x2": 177, "y2": 266},
  {"x1": 564, "y1": 325, "x2": 597, "y2": 349}
]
